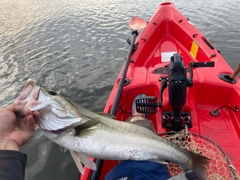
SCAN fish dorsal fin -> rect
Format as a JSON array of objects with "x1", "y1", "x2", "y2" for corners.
[
  {"x1": 75, "y1": 118, "x2": 99, "y2": 136},
  {"x1": 70, "y1": 151, "x2": 97, "y2": 174},
  {"x1": 128, "y1": 118, "x2": 156, "y2": 132}
]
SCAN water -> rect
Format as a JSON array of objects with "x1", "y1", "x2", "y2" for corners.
[{"x1": 0, "y1": 0, "x2": 239, "y2": 179}]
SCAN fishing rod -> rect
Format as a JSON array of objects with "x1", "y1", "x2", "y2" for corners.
[
  {"x1": 110, "y1": 17, "x2": 146, "y2": 116},
  {"x1": 110, "y1": 30, "x2": 138, "y2": 116}
]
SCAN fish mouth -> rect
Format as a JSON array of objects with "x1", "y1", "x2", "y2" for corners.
[
  {"x1": 15, "y1": 79, "x2": 54, "y2": 111},
  {"x1": 15, "y1": 79, "x2": 41, "y2": 109}
]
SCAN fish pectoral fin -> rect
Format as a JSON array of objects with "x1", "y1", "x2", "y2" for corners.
[
  {"x1": 74, "y1": 118, "x2": 99, "y2": 136},
  {"x1": 70, "y1": 151, "x2": 85, "y2": 174}
]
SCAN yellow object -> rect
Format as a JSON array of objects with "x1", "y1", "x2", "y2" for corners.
[{"x1": 190, "y1": 40, "x2": 199, "y2": 58}]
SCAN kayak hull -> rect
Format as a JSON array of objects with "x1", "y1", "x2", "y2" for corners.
[{"x1": 81, "y1": 2, "x2": 240, "y2": 179}]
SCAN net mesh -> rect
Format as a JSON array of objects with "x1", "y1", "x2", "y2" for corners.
[{"x1": 161, "y1": 130, "x2": 240, "y2": 180}]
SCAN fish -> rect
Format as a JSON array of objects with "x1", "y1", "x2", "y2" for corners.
[{"x1": 15, "y1": 79, "x2": 210, "y2": 179}]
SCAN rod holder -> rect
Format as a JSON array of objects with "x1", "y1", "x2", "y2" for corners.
[
  {"x1": 219, "y1": 64, "x2": 240, "y2": 84},
  {"x1": 219, "y1": 74, "x2": 236, "y2": 84}
]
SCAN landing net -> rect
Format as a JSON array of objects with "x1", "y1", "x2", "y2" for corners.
[{"x1": 160, "y1": 130, "x2": 240, "y2": 180}]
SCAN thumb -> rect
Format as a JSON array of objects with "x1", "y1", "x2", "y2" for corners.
[{"x1": 4, "y1": 104, "x2": 25, "y2": 116}]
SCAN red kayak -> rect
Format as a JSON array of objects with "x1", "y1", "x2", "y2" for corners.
[{"x1": 80, "y1": 2, "x2": 240, "y2": 179}]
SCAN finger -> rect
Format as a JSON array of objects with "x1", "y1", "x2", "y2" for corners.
[
  {"x1": 5, "y1": 104, "x2": 24, "y2": 112},
  {"x1": 22, "y1": 109, "x2": 32, "y2": 124},
  {"x1": 4, "y1": 104, "x2": 25, "y2": 116},
  {"x1": 24, "y1": 108, "x2": 32, "y2": 116},
  {"x1": 32, "y1": 111, "x2": 40, "y2": 119},
  {"x1": 26, "y1": 115, "x2": 36, "y2": 131},
  {"x1": 24, "y1": 108, "x2": 40, "y2": 118},
  {"x1": 22, "y1": 109, "x2": 40, "y2": 125}
]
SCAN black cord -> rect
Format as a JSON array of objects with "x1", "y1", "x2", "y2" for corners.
[
  {"x1": 213, "y1": 105, "x2": 238, "y2": 113},
  {"x1": 211, "y1": 105, "x2": 238, "y2": 116}
]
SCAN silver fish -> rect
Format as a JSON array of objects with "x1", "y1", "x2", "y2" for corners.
[{"x1": 15, "y1": 79, "x2": 210, "y2": 179}]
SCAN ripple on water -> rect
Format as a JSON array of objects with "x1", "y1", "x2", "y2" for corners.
[{"x1": 0, "y1": 0, "x2": 240, "y2": 179}]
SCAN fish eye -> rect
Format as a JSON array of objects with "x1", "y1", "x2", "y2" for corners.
[{"x1": 48, "y1": 90, "x2": 57, "y2": 96}]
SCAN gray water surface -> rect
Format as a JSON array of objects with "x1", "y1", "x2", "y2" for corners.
[{"x1": 0, "y1": 0, "x2": 240, "y2": 179}]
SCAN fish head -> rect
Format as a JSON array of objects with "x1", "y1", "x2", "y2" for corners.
[{"x1": 15, "y1": 79, "x2": 82, "y2": 131}]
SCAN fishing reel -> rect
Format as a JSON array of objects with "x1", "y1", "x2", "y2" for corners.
[{"x1": 135, "y1": 53, "x2": 214, "y2": 131}]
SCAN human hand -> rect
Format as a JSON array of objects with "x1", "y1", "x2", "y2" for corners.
[{"x1": 0, "y1": 104, "x2": 40, "y2": 151}]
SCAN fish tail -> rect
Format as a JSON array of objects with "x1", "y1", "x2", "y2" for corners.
[{"x1": 190, "y1": 152, "x2": 210, "y2": 180}]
